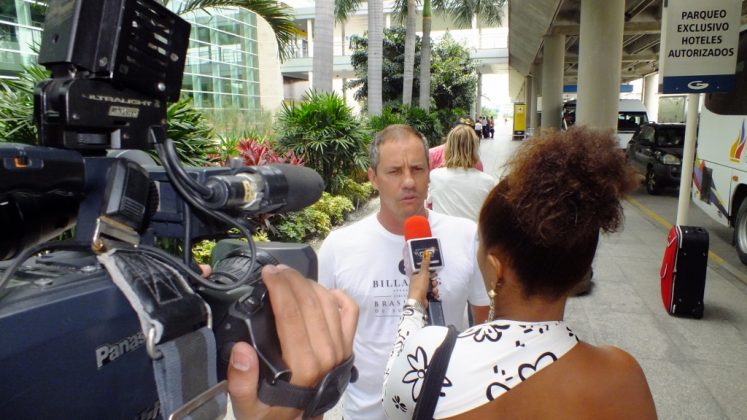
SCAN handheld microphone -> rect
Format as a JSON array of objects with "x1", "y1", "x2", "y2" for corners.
[{"x1": 403, "y1": 215, "x2": 446, "y2": 326}]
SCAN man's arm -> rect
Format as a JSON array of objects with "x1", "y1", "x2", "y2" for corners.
[{"x1": 470, "y1": 304, "x2": 490, "y2": 325}]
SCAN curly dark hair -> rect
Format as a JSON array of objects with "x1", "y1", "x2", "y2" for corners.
[{"x1": 479, "y1": 127, "x2": 639, "y2": 298}]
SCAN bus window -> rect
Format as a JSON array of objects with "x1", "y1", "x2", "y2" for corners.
[{"x1": 617, "y1": 112, "x2": 648, "y2": 132}]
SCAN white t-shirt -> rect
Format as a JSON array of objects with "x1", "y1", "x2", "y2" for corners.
[
  {"x1": 318, "y1": 211, "x2": 489, "y2": 420},
  {"x1": 427, "y1": 167, "x2": 497, "y2": 221}
]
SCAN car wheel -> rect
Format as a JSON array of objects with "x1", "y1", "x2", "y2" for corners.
[
  {"x1": 734, "y1": 199, "x2": 747, "y2": 265},
  {"x1": 645, "y1": 168, "x2": 660, "y2": 195}
]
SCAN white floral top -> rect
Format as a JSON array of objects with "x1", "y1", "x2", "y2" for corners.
[{"x1": 382, "y1": 310, "x2": 578, "y2": 419}]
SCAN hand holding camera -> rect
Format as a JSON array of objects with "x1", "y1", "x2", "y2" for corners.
[{"x1": 225, "y1": 264, "x2": 358, "y2": 420}]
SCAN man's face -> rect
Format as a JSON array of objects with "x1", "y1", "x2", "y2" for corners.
[{"x1": 368, "y1": 135, "x2": 429, "y2": 226}]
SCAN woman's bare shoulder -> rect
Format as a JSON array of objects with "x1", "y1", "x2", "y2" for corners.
[{"x1": 567, "y1": 342, "x2": 658, "y2": 418}]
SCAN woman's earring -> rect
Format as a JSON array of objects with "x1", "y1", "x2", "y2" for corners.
[{"x1": 487, "y1": 289, "x2": 497, "y2": 321}]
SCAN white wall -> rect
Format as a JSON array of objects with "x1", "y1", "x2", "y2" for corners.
[{"x1": 257, "y1": 18, "x2": 285, "y2": 114}]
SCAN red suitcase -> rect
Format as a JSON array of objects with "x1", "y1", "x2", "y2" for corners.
[{"x1": 660, "y1": 225, "x2": 708, "y2": 318}]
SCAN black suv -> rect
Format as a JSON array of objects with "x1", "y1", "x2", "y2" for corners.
[{"x1": 626, "y1": 122, "x2": 685, "y2": 195}]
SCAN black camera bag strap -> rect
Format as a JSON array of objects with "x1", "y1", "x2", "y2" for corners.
[
  {"x1": 412, "y1": 325, "x2": 458, "y2": 420},
  {"x1": 99, "y1": 249, "x2": 226, "y2": 420}
]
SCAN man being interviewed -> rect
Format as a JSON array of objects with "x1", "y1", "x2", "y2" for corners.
[{"x1": 318, "y1": 124, "x2": 490, "y2": 420}]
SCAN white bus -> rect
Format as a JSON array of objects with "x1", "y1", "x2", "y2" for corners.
[{"x1": 693, "y1": 29, "x2": 747, "y2": 264}]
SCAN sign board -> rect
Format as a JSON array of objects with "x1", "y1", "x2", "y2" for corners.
[
  {"x1": 563, "y1": 84, "x2": 634, "y2": 93},
  {"x1": 513, "y1": 102, "x2": 526, "y2": 139},
  {"x1": 659, "y1": 0, "x2": 741, "y2": 93}
]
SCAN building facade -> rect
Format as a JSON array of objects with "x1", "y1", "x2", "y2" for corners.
[{"x1": 0, "y1": 0, "x2": 265, "y2": 125}]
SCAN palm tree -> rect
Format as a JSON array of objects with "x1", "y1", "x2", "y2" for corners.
[
  {"x1": 313, "y1": 0, "x2": 335, "y2": 92},
  {"x1": 392, "y1": 0, "x2": 417, "y2": 106},
  {"x1": 439, "y1": 0, "x2": 505, "y2": 113},
  {"x1": 418, "y1": 0, "x2": 433, "y2": 109},
  {"x1": 368, "y1": 0, "x2": 384, "y2": 116},
  {"x1": 445, "y1": 0, "x2": 505, "y2": 49},
  {"x1": 175, "y1": 0, "x2": 299, "y2": 61}
]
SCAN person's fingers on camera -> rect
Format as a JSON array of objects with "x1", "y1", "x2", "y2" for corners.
[
  {"x1": 262, "y1": 265, "x2": 320, "y2": 387},
  {"x1": 310, "y1": 281, "x2": 345, "y2": 364},
  {"x1": 283, "y1": 268, "x2": 339, "y2": 378},
  {"x1": 227, "y1": 342, "x2": 265, "y2": 419},
  {"x1": 199, "y1": 264, "x2": 211, "y2": 277},
  {"x1": 328, "y1": 289, "x2": 359, "y2": 358}
]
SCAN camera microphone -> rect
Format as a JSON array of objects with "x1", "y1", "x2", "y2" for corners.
[
  {"x1": 203, "y1": 164, "x2": 324, "y2": 214},
  {"x1": 403, "y1": 215, "x2": 446, "y2": 326}
]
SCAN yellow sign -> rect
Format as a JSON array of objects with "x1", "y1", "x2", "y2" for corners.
[{"x1": 513, "y1": 103, "x2": 526, "y2": 139}]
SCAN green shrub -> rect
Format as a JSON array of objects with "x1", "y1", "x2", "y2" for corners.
[
  {"x1": 275, "y1": 90, "x2": 369, "y2": 195},
  {"x1": 368, "y1": 105, "x2": 447, "y2": 147},
  {"x1": 270, "y1": 192, "x2": 355, "y2": 243},
  {"x1": 0, "y1": 63, "x2": 48, "y2": 144},
  {"x1": 163, "y1": 97, "x2": 218, "y2": 167},
  {"x1": 337, "y1": 178, "x2": 375, "y2": 209}
]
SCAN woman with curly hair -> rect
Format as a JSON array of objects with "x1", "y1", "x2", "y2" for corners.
[
  {"x1": 427, "y1": 124, "x2": 496, "y2": 221},
  {"x1": 383, "y1": 127, "x2": 657, "y2": 419}
]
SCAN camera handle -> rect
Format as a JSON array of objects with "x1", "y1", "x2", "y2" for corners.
[{"x1": 98, "y1": 248, "x2": 227, "y2": 419}]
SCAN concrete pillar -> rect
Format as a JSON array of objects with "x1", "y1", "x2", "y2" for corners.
[
  {"x1": 576, "y1": 0, "x2": 625, "y2": 131},
  {"x1": 476, "y1": 72, "x2": 483, "y2": 118},
  {"x1": 530, "y1": 63, "x2": 541, "y2": 132},
  {"x1": 643, "y1": 73, "x2": 659, "y2": 121},
  {"x1": 541, "y1": 35, "x2": 565, "y2": 130},
  {"x1": 385, "y1": 14, "x2": 391, "y2": 29},
  {"x1": 525, "y1": 75, "x2": 533, "y2": 133},
  {"x1": 307, "y1": 19, "x2": 314, "y2": 57}
]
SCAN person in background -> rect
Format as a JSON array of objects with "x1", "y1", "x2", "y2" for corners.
[
  {"x1": 488, "y1": 117, "x2": 495, "y2": 138},
  {"x1": 429, "y1": 117, "x2": 483, "y2": 171},
  {"x1": 427, "y1": 124, "x2": 496, "y2": 221},
  {"x1": 474, "y1": 118, "x2": 483, "y2": 138},
  {"x1": 383, "y1": 127, "x2": 656, "y2": 419},
  {"x1": 318, "y1": 124, "x2": 490, "y2": 420}
]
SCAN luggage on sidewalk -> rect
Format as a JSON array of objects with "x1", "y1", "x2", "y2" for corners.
[{"x1": 660, "y1": 225, "x2": 708, "y2": 318}]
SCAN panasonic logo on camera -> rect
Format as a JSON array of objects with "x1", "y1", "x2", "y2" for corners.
[
  {"x1": 95, "y1": 331, "x2": 146, "y2": 369},
  {"x1": 83, "y1": 94, "x2": 155, "y2": 107}
]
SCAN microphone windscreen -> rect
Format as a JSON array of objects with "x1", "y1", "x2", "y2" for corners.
[
  {"x1": 404, "y1": 215, "x2": 432, "y2": 240},
  {"x1": 273, "y1": 164, "x2": 325, "y2": 212}
]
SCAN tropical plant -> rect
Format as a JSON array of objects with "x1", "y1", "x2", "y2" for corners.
[
  {"x1": 349, "y1": 27, "x2": 420, "y2": 107},
  {"x1": 0, "y1": 63, "x2": 47, "y2": 145},
  {"x1": 275, "y1": 90, "x2": 369, "y2": 195},
  {"x1": 270, "y1": 192, "x2": 354, "y2": 242},
  {"x1": 430, "y1": 33, "x2": 478, "y2": 110},
  {"x1": 173, "y1": 0, "x2": 299, "y2": 61},
  {"x1": 164, "y1": 97, "x2": 218, "y2": 167},
  {"x1": 235, "y1": 138, "x2": 305, "y2": 166},
  {"x1": 369, "y1": 105, "x2": 444, "y2": 146},
  {"x1": 444, "y1": 0, "x2": 506, "y2": 38},
  {"x1": 349, "y1": 29, "x2": 477, "y2": 111}
]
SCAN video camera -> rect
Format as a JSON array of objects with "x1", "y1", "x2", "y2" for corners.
[{"x1": 0, "y1": 1, "x2": 354, "y2": 418}]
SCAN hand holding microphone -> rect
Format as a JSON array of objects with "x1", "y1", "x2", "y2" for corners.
[
  {"x1": 403, "y1": 215, "x2": 445, "y2": 326},
  {"x1": 408, "y1": 251, "x2": 440, "y2": 307}
]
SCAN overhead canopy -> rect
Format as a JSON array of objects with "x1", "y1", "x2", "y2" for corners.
[{"x1": 509, "y1": 0, "x2": 747, "y2": 84}]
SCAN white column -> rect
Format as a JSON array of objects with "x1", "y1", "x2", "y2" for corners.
[
  {"x1": 530, "y1": 63, "x2": 541, "y2": 132},
  {"x1": 385, "y1": 14, "x2": 391, "y2": 29},
  {"x1": 476, "y1": 72, "x2": 483, "y2": 117},
  {"x1": 541, "y1": 34, "x2": 565, "y2": 130},
  {"x1": 525, "y1": 75, "x2": 533, "y2": 132},
  {"x1": 576, "y1": 0, "x2": 625, "y2": 130},
  {"x1": 307, "y1": 19, "x2": 314, "y2": 57},
  {"x1": 643, "y1": 73, "x2": 660, "y2": 121}
]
